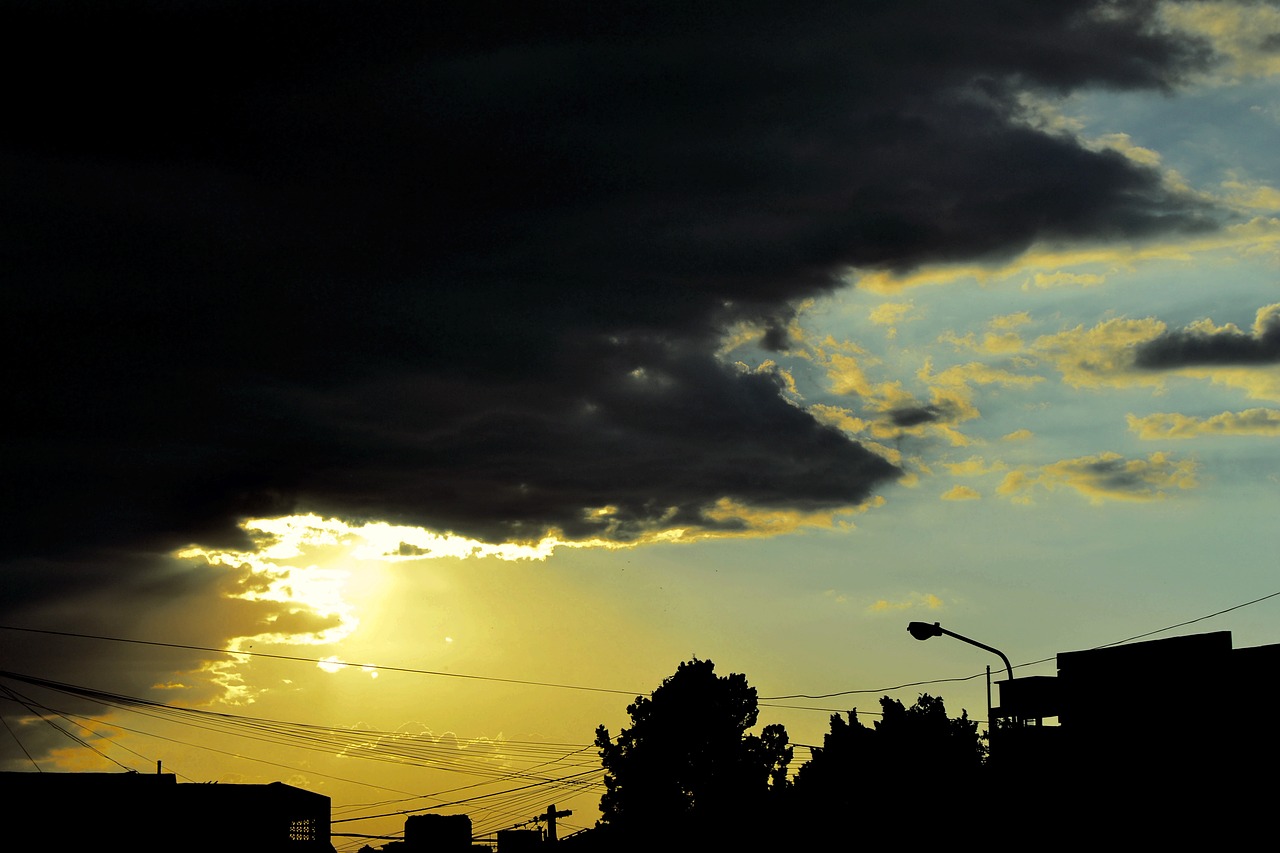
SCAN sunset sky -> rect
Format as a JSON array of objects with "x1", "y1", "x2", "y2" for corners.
[{"x1": 4, "y1": 2, "x2": 1280, "y2": 847}]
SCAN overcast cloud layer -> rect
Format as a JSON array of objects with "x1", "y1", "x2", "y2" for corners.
[{"x1": 2, "y1": 1, "x2": 1227, "y2": 608}]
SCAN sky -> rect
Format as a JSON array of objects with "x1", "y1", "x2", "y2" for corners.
[{"x1": 3, "y1": 0, "x2": 1280, "y2": 846}]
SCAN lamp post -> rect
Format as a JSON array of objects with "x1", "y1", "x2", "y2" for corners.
[
  {"x1": 906, "y1": 622, "x2": 1013, "y2": 682},
  {"x1": 907, "y1": 621, "x2": 1014, "y2": 753}
]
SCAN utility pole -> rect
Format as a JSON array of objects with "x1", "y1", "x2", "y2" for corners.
[{"x1": 537, "y1": 804, "x2": 573, "y2": 843}]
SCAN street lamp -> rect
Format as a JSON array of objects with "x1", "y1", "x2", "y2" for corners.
[
  {"x1": 907, "y1": 621, "x2": 1014, "y2": 743},
  {"x1": 905, "y1": 621, "x2": 1013, "y2": 682}
]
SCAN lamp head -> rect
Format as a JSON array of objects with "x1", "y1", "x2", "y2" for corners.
[{"x1": 907, "y1": 621, "x2": 943, "y2": 641}]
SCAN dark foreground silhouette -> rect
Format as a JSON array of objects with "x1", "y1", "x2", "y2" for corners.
[
  {"x1": 6, "y1": 631, "x2": 1275, "y2": 850},
  {"x1": 0, "y1": 772, "x2": 335, "y2": 851}
]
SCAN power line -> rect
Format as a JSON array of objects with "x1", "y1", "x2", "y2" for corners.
[
  {"x1": 757, "y1": 588, "x2": 1280, "y2": 700},
  {"x1": 0, "y1": 669, "x2": 603, "y2": 802},
  {"x1": 0, "y1": 624, "x2": 640, "y2": 697},
  {"x1": 0, "y1": 667, "x2": 606, "y2": 848},
  {"x1": 331, "y1": 768, "x2": 603, "y2": 825},
  {"x1": 1091, "y1": 589, "x2": 1280, "y2": 649},
  {"x1": 5, "y1": 587, "x2": 1277, "y2": 712},
  {"x1": 759, "y1": 670, "x2": 990, "y2": 701}
]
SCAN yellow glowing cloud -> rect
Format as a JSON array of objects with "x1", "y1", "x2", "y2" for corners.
[
  {"x1": 339, "y1": 725, "x2": 510, "y2": 768},
  {"x1": 1131, "y1": 304, "x2": 1280, "y2": 400},
  {"x1": 1127, "y1": 408, "x2": 1280, "y2": 439},
  {"x1": 1024, "y1": 271, "x2": 1107, "y2": 290},
  {"x1": 1002, "y1": 428, "x2": 1034, "y2": 442},
  {"x1": 941, "y1": 312, "x2": 1033, "y2": 353},
  {"x1": 853, "y1": 218, "x2": 1280, "y2": 292},
  {"x1": 699, "y1": 496, "x2": 879, "y2": 536},
  {"x1": 997, "y1": 452, "x2": 1198, "y2": 504},
  {"x1": 940, "y1": 329, "x2": 1027, "y2": 353},
  {"x1": 941, "y1": 485, "x2": 981, "y2": 501},
  {"x1": 1162, "y1": 1, "x2": 1280, "y2": 80},
  {"x1": 176, "y1": 515, "x2": 621, "y2": 703},
  {"x1": 1180, "y1": 365, "x2": 1280, "y2": 401},
  {"x1": 1089, "y1": 132, "x2": 1163, "y2": 167},
  {"x1": 806, "y1": 335, "x2": 944, "y2": 423},
  {"x1": 943, "y1": 456, "x2": 1007, "y2": 476},
  {"x1": 874, "y1": 381, "x2": 921, "y2": 412},
  {"x1": 863, "y1": 396, "x2": 975, "y2": 444},
  {"x1": 863, "y1": 439, "x2": 904, "y2": 467},
  {"x1": 980, "y1": 332, "x2": 1026, "y2": 353},
  {"x1": 1031, "y1": 317, "x2": 1168, "y2": 388},
  {"x1": 1026, "y1": 304, "x2": 1280, "y2": 398},
  {"x1": 1221, "y1": 178, "x2": 1280, "y2": 211},
  {"x1": 1014, "y1": 90, "x2": 1086, "y2": 135},
  {"x1": 989, "y1": 312, "x2": 1033, "y2": 331},
  {"x1": 236, "y1": 514, "x2": 617, "y2": 563},
  {"x1": 869, "y1": 301, "x2": 916, "y2": 338},
  {"x1": 719, "y1": 303, "x2": 815, "y2": 356},
  {"x1": 868, "y1": 592, "x2": 945, "y2": 613},
  {"x1": 932, "y1": 424, "x2": 978, "y2": 448},
  {"x1": 317, "y1": 655, "x2": 345, "y2": 674},
  {"x1": 870, "y1": 361, "x2": 1039, "y2": 448},
  {"x1": 808, "y1": 403, "x2": 871, "y2": 434},
  {"x1": 923, "y1": 361, "x2": 1043, "y2": 390},
  {"x1": 824, "y1": 352, "x2": 879, "y2": 397}
]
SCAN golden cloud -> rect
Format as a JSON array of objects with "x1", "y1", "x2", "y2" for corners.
[
  {"x1": 989, "y1": 312, "x2": 1034, "y2": 331},
  {"x1": 869, "y1": 301, "x2": 917, "y2": 339},
  {"x1": 943, "y1": 456, "x2": 1008, "y2": 476},
  {"x1": 826, "y1": 352, "x2": 877, "y2": 397},
  {"x1": 808, "y1": 403, "x2": 872, "y2": 434},
  {"x1": 1088, "y1": 132, "x2": 1163, "y2": 167},
  {"x1": 697, "y1": 496, "x2": 882, "y2": 537},
  {"x1": 1180, "y1": 366, "x2": 1280, "y2": 401},
  {"x1": 922, "y1": 360, "x2": 1043, "y2": 390},
  {"x1": 996, "y1": 451, "x2": 1198, "y2": 504},
  {"x1": 1162, "y1": 1, "x2": 1280, "y2": 81},
  {"x1": 941, "y1": 312, "x2": 1033, "y2": 353},
  {"x1": 1031, "y1": 317, "x2": 1168, "y2": 388},
  {"x1": 1024, "y1": 271, "x2": 1107, "y2": 290},
  {"x1": 1127, "y1": 407, "x2": 1280, "y2": 439},
  {"x1": 1221, "y1": 178, "x2": 1280, "y2": 211},
  {"x1": 941, "y1": 485, "x2": 981, "y2": 501},
  {"x1": 852, "y1": 217, "x2": 1280, "y2": 292}
]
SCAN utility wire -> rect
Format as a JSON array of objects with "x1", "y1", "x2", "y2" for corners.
[
  {"x1": 757, "y1": 588, "x2": 1280, "y2": 700},
  {"x1": 330, "y1": 768, "x2": 604, "y2": 825},
  {"x1": 1092, "y1": 589, "x2": 1280, "y2": 649},
  {"x1": 0, "y1": 669, "x2": 603, "y2": 802},
  {"x1": 0, "y1": 624, "x2": 639, "y2": 697},
  {"x1": 0, "y1": 688, "x2": 42, "y2": 772},
  {"x1": 1, "y1": 684, "x2": 131, "y2": 771},
  {"x1": 4, "y1": 587, "x2": 1277, "y2": 711}
]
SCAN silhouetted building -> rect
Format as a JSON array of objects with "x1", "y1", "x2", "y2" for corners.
[
  {"x1": 404, "y1": 813, "x2": 473, "y2": 851},
  {"x1": 496, "y1": 828, "x2": 541, "y2": 852},
  {"x1": 0, "y1": 770, "x2": 336, "y2": 851},
  {"x1": 991, "y1": 631, "x2": 1280, "y2": 841}
]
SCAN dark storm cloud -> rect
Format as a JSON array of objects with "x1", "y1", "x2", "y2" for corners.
[
  {"x1": 1135, "y1": 308, "x2": 1280, "y2": 368},
  {"x1": 887, "y1": 403, "x2": 961, "y2": 428},
  {"x1": 2, "y1": 1, "x2": 1222, "y2": 579}
]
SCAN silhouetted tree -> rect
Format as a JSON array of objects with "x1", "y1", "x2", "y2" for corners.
[
  {"x1": 876, "y1": 693, "x2": 985, "y2": 772},
  {"x1": 593, "y1": 658, "x2": 790, "y2": 847},
  {"x1": 789, "y1": 693, "x2": 984, "y2": 839}
]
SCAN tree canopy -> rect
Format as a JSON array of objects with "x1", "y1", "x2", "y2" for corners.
[
  {"x1": 593, "y1": 658, "x2": 790, "y2": 842},
  {"x1": 588, "y1": 667, "x2": 985, "y2": 849},
  {"x1": 790, "y1": 693, "x2": 985, "y2": 832}
]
